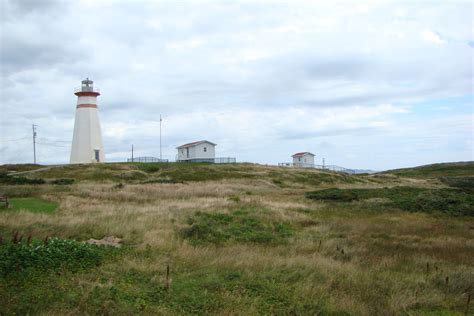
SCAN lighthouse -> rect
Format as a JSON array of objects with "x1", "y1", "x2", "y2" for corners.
[{"x1": 70, "y1": 78, "x2": 105, "y2": 164}]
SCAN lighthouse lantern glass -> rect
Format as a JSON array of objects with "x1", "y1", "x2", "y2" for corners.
[{"x1": 81, "y1": 78, "x2": 94, "y2": 92}]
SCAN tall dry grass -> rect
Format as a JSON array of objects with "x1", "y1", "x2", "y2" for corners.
[{"x1": 0, "y1": 168, "x2": 473, "y2": 315}]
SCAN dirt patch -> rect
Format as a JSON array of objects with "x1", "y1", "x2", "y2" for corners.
[{"x1": 86, "y1": 236, "x2": 122, "y2": 248}]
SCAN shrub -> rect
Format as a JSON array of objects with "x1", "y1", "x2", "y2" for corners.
[
  {"x1": 181, "y1": 210, "x2": 293, "y2": 245},
  {"x1": 50, "y1": 178, "x2": 75, "y2": 185},
  {"x1": 305, "y1": 187, "x2": 474, "y2": 216},
  {"x1": 113, "y1": 182, "x2": 125, "y2": 189},
  {"x1": 227, "y1": 195, "x2": 241, "y2": 202},
  {"x1": 439, "y1": 176, "x2": 474, "y2": 191},
  {"x1": 136, "y1": 163, "x2": 161, "y2": 173},
  {"x1": 305, "y1": 188, "x2": 358, "y2": 202},
  {"x1": 0, "y1": 237, "x2": 107, "y2": 276},
  {"x1": 141, "y1": 178, "x2": 182, "y2": 184},
  {"x1": 0, "y1": 172, "x2": 45, "y2": 185}
]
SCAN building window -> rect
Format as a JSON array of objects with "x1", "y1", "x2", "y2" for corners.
[
  {"x1": 94, "y1": 149, "x2": 100, "y2": 162},
  {"x1": 298, "y1": 157, "x2": 301, "y2": 161},
  {"x1": 204, "y1": 147, "x2": 207, "y2": 152}
]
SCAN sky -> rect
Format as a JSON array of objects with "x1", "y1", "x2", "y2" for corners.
[{"x1": 0, "y1": 0, "x2": 472, "y2": 170}]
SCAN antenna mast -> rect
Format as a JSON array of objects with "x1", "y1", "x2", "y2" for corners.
[
  {"x1": 32, "y1": 124, "x2": 37, "y2": 164},
  {"x1": 160, "y1": 114, "x2": 162, "y2": 160}
]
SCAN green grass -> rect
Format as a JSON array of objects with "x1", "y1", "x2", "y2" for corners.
[
  {"x1": 0, "y1": 252, "x2": 326, "y2": 315},
  {"x1": 181, "y1": 209, "x2": 294, "y2": 245},
  {"x1": 20, "y1": 163, "x2": 149, "y2": 182},
  {"x1": 9, "y1": 162, "x2": 367, "y2": 186},
  {"x1": 0, "y1": 164, "x2": 44, "y2": 173},
  {"x1": 133, "y1": 163, "x2": 163, "y2": 173},
  {"x1": 305, "y1": 187, "x2": 474, "y2": 216},
  {"x1": 141, "y1": 178, "x2": 183, "y2": 184},
  {"x1": 157, "y1": 163, "x2": 258, "y2": 182},
  {"x1": 439, "y1": 176, "x2": 474, "y2": 191},
  {"x1": 7, "y1": 197, "x2": 58, "y2": 213},
  {"x1": 386, "y1": 161, "x2": 474, "y2": 178}
]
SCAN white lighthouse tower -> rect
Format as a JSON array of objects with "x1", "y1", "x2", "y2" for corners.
[{"x1": 70, "y1": 78, "x2": 105, "y2": 164}]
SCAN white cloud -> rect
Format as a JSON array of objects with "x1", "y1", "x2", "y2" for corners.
[{"x1": 421, "y1": 30, "x2": 447, "y2": 45}]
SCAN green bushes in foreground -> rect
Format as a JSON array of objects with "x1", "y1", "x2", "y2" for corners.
[
  {"x1": 305, "y1": 187, "x2": 474, "y2": 216},
  {"x1": 0, "y1": 237, "x2": 109, "y2": 277}
]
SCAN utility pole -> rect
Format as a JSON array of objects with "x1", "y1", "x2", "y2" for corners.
[
  {"x1": 322, "y1": 158, "x2": 325, "y2": 169},
  {"x1": 131, "y1": 144, "x2": 134, "y2": 162},
  {"x1": 32, "y1": 124, "x2": 37, "y2": 164},
  {"x1": 159, "y1": 114, "x2": 162, "y2": 161}
]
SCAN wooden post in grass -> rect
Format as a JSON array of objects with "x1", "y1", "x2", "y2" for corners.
[
  {"x1": 165, "y1": 263, "x2": 171, "y2": 291},
  {"x1": 12, "y1": 231, "x2": 19, "y2": 244},
  {"x1": 465, "y1": 292, "x2": 471, "y2": 316},
  {"x1": 445, "y1": 276, "x2": 449, "y2": 298}
]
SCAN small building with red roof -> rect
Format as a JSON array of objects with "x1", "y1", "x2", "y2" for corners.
[
  {"x1": 177, "y1": 140, "x2": 216, "y2": 162},
  {"x1": 292, "y1": 152, "x2": 315, "y2": 168}
]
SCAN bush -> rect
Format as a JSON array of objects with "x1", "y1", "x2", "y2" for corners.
[
  {"x1": 305, "y1": 187, "x2": 474, "y2": 216},
  {"x1": 135, "y1": 163, "x2": 161, "y2": 173},
  {"x1": 113, "y1": 182, "x2": 125, "y2": 189},
  {"x1": 0, "y1": 172, "x2": 45, "y2": 185},
  {"x1": 50, "y1": 178, "x2": 75, "y2": 185},
  {"x1": 305, "y1": 188, "x2": 358, "y2": 202},
  {"x1": 181, "y1": 210, "x2": 293, "y2": 245},
  {"x1": 439, "y1": 176, "x2": 474, "y2": 191},
  {"x1": 141, "y1": 178, "x2": 182, "y2": 184},
  {"x1": 0, "y1": 237, "x2": 107, "y2": 276}
]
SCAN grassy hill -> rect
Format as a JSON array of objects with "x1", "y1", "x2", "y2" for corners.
[
  {"x1": 385, "y1": 161, "x2": 474, "y2": 178},
  {"x1": 0, "y1": 162, "x2": 473, "y2": 315}
]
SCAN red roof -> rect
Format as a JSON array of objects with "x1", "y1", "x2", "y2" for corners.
[
  {"x1": 177, "y1": 140, "x2": 217, "y2": 149},
  {"x1": 292, "y1": 152, "x2": 315, "y2": 157}
]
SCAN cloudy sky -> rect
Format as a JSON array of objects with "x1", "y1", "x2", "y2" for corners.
[{"x1": 0, "y1": 0, "x2": 472, "y2": 170}]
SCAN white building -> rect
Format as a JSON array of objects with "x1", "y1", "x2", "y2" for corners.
[
  {"x1": 292, "y1": 152, "x2": 315, "y2": 168},
  {"x1": 177, "y1": 140, "x2": 216, "y2": 162},
  {"x1": 70, "y1": 78, "x2": 105, "y2": 164}
]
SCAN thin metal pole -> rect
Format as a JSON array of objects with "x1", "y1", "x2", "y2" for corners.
[
  {"x1": 132, "y1": 144, "x2": 134, "y2": 162},
  {"x1": 32, "y1": 124, "x2": 37, "y2": 164},
  {"x1": 160, "y1": 114, "x2": 162, "y2": 160}
]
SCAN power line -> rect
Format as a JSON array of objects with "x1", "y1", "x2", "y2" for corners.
[
  {"x1": 37, "y1": 138, "x2": 70, "y2": 144},
  {"x1": 35, "y1": 142, "x2": 68, "y2": 148},
  {"x1": 38, "y1": 139, "x2": 70, "y2": 143},
  {"x1": 0, "y1": 136, "x2": 30, "y2": 142}
]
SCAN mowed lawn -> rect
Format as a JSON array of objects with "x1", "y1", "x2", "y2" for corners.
[
  {"x1": 7, "y1": 197, "x2": 58, "y2": 213},
  {"x1": 0, "y1": 162, "x2": 473, "y2": 315}
]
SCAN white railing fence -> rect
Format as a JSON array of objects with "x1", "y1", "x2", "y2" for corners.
[{"x1": 278, "y1": 162, "x2": 356, "y2": 174}]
